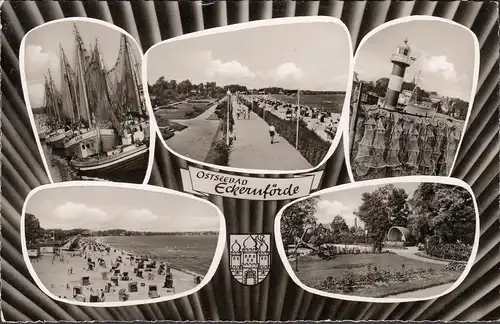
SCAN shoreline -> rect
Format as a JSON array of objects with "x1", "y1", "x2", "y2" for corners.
[
  {"x1": 31, "y1": 236, "x2": 204, "y2": 303},
  {"x1": 96, "y1": 236, "x2": 205, "y2": 279}
]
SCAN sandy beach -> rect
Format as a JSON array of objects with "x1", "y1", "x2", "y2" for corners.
[{"x1": 30, "y1": 236, "x2": 202, "y2": 303}]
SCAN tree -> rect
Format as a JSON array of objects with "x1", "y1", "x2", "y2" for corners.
[
  {"x1": 388, "y1": 187, "x2": 410, "y2": 227},
  {"x1": 280, "y1": 197, "x2": 319, "y2": 251},
  {"x1": 408, "y1": 183, "x2": 475, "y2": 244},
  {"x1": 25, "y1": 213, "x2": 44, "y2": 245},
  {"x1": 354, "y1": 185, "x2": 406, "y2": 252},
  {"x1": 330, "y1": 215, "x2": 349, "y2": 235}
]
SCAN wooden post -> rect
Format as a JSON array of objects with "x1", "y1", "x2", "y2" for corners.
[{"x1": 349, "y1": 82, "x2": 363, "y2": 153}]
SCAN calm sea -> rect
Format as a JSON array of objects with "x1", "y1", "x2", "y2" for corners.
[{"x1": 100, "y1": 235, "x2": 219, "y2": 275}]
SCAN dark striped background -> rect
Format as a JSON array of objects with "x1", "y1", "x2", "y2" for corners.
[{"x1": 1, "y1": 1, "x2": 499, "y2": 321}]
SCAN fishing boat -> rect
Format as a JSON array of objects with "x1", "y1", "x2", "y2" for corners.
[
  {"x1": 61, "y1": 25, "x2": 117, "y2": 156},
  {"x1": 66, "y1": 23, "x2": 150, "y2": 175},
  {"x1": 42, "y1": 72, "x2": 72, "y2": 149}
]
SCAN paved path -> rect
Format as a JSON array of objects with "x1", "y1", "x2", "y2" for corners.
[
  {"x1": 229, "y1": 98, "x2": 312, "y2": 170},
  {"x1": 192, "y1": 99, "x2": 225, "y2": 121},
  {"x1": 389, "y1": 247, "x2": 449, "y2": 265},
  {"x1": 386, "y1": 283, "x2": 453, "y2": 298}
]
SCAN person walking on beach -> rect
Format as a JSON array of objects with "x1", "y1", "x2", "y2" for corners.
[{"x1": 269, "y1": 125, "x2": 276, "y2": 144}]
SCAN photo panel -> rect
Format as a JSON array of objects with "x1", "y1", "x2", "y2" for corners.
[
  {"x1": 144, "y1": 17, "x2": 352, "y2": 174},
  {"x1": 345, "y1": 17, "x2": 479, "y2": 182},
  {"x1": 21, "y1": 182, "x2": 225, "y2": 307},
  {"x1": 20, "y1": 18, "x2": 154, "y2": 184},
  {"x1": 275, "y1": 177, "x2": 479, "y2": 302}
]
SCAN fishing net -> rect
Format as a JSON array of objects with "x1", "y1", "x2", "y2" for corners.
[
  {"x1": 445, "y1": 126, "x2": 460, "y2": 175},
  {"x1": 353, "y1": 117, "x2": 376, "y2": 176},
  {"x1": 405, "y1": 122, "x2": 420, "y2": 168},
  {"x1": 420, "y1": 121, "x2": 435, "y2": 170},
  {"x1": 369, "y1": 118, "x2": 387, "y2": 169},
  {"x1": 386, "y1": 116, "x2": 403, "y2": 168}
]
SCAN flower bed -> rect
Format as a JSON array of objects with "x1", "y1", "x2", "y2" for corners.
[
  {"x1": 315, "y1": 267, "x2": 438, "y2": 293},
  {"x1": 426, "y1": 243, "x2": 472, "y2": 262}
]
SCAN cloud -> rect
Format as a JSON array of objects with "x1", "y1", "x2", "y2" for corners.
[
  {"x1": 52, "y1": 202, "x2": 111, "y2": 229},
  {"x1": 269, "y1": 62, "x2": 303, "y2": 82},
  {"x1": 315, "y1": 200, "x2": 359, "y2": 227},
  {"x1": 421, "y1": 55, "x2": 462, "y2": 81},
  {"x1": 205, "y1": 59, "x2": 256, "y2": 80},
  {"x1": 24, "y1": 45, "x2": 59, "y2": 80},
  {"x1": 27, "y1": 82, "x2": 45, "y2": 108}
]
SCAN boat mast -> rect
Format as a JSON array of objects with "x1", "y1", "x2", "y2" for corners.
[
  {"x1": 73, "y1": 23, "x2": 93, "y2": 127},
  {"x1": 123, "y1": 36, "x2": 143, "y2": 116},
  {"x1": 47, "y1": 69, "x2": 62, "y2": 126},
  {"x1": 94, "y1": 38, "x2": 124, "y2": 137},
  {"x1": 409, "y1": 70, "x2": 421, "y2": 105}
]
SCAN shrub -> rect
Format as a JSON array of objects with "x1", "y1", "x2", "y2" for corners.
[
  {"x1": 426, "y1": 243, "x2": 472, "y2": 261},
  {"x1": 212, "y1": 140, "x2": 231, "y2": 166}
]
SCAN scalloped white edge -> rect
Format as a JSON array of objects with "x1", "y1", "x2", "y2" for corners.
[
  {"x1": 274, "y1": 176, "x2": 480, "y2": 303},
  {"x1": 342, "y1": 16, "x2": 480, "y2": 183},
  {"x1": 20, "y1": 181, "x2": 227, "y2": 307},
  {"x1": 19, "y1": 17, "x2": 156, "y2": 185},
  {"x1": 142, "y1": 16, "x2": 353, "y2": 175}
]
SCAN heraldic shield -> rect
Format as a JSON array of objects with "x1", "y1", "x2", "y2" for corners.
[{"x1": 229, "y1": 234, "x2": 271, "y2": 286}]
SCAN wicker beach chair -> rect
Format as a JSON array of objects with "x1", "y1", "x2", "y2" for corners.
[
  {"x1": 119, "y1": 289, "x2": 129, "y2": 301},
  {"x1": 111, "y1": 276, "x2": 119, "y2": 286},
  {"x1": 89, "y1": 292, "x2": 99, "y2": 303},
  {"x1": 148, "y1": 285, "x2": 160, "y2": 299},
  {"x1": 128, "y1": 282, "x2": 138, "y2": 293},
  {"x1": 73, "y1": 286, "x2": 83, "y2": 297},
  {"x1": 121, "y1": 272, "x2": 129, "y2": 281},
  {"x1": 81, "y1": 276, "x2": 90, "y2": 286}
]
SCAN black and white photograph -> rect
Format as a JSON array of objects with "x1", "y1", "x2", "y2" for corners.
[
  {"x1": 348, "y1": 19, "x2": 478, "y2": 181},
  {"x1": 145, "y1": 18, "x2": 351, "y2": 171},
  {"x1": 21, "y1": 19, "x2": 151, "y2": 183},
  {"x1": 22, "y1": 184, "x2": 224, "y2": 305},
  {"x1": 277, "y1": 179, "x2": 477, "y2": 300}
]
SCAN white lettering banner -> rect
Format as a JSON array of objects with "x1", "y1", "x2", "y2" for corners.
[{"x1": 181, "y1": 167, "x2": 323, "y2": 201}]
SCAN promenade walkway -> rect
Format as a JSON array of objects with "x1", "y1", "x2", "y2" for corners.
[{"x1": 228, "y1": 98, "x2": 312, "y2": 170}]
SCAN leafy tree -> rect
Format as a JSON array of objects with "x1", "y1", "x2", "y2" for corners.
[
  {"x1": 280, "y1": 197, "x2": 319, "y2": 251},
  {"x1": 388, "y1": 187, "x2": 410, "y2": 227},
  {"x1": 408, "y1": 183, "x2": 475, "y2": 244},
  {"x1": 25, "y1": 213, "x2": 44, "y2": 245},
  {"x1": 354, "y1": 184, "x2": 407, "y2": 252},
  {"x1": 330, "y1": 215, "x2": 349, "y2": 235}
]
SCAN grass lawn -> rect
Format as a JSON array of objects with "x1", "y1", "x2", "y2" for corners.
[
  {"x1": 271, "y1": 94, "x2": 345, "y2": 114},
  {"x1": 295, "y1": 253, "x2": 460, "y2": 297},
  {"x1": 155, "y1": 101, "x2": 213, "y2": 120}
]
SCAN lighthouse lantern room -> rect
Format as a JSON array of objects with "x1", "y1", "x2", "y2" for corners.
[{"x1": 384, "y1": 38, "x2": 415, "y2": 109}]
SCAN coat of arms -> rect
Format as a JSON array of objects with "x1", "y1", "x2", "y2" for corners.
[{"x1": 229, "y1": 234, "x2": 271, "y2": 286}]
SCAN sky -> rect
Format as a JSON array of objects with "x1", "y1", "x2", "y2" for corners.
[
  {"x1": 23, "y1": 20, "x2": 142, "y2": 108},
  {"x1": 25, "y1": 186, "x2": 220, "y2": 232},
  {"x1": 147, "y1": 21, "x2": 351, "y2": 91},
  {"x1": 355, "y1": 20, "x2": 475, "y2": 101},
  {"x1": 314, "y1": 182, "x2": 420, "y2": 228}
]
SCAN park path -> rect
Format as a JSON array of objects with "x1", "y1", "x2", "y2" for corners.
[
  {"x1": 386, "y1": 283, "x2": 453, "y2": 298},
  {"x1": 192, "y1": 99, "x2": 224, "y2": 120},
  {"x1": 389, "y1": 247, "x2": 449, "y2": 266},
  {"x1": 228, "y1": 98, "x2": 312, "y2": 170}
]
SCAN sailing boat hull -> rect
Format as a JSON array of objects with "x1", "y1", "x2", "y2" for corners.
[
  {"x1": 69, "y1": 144, "x2": 149, "y2": 174},
  {"x1": 46, "y1": 131, "x2": 70, "y2": 149}
]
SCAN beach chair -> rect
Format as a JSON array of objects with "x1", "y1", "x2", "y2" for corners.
[
  {"x1": 101, "y1": 272, "x2": 109, "y2": 280},
  {"x1": 137, "y1": 270, "x2": 143, "y2": 279},
  {"x1": 87, "y1": 263, "x2": 94, "y2": 271},
  {"x1": 111, "y1": 276, "x2": 119, "y2": 286},
  {"x1": 119, "y1": 289, "x2": 129, "y2": 301},
  {"x1": 74, "y1": 294, "x2": 86, "y2": 302},
  {"x1": 89, "y1": 292, "x2": 99, "y2": 303},
  {"x1": 133, "y1": 267, "x2": 138, "y2": 274},
  {"x1": 148, "y1": 285, "x2": 160, "y2": 299},
  {"x1": 128, "y1": 282, "x2": 138, "y2": 293},
  {"x1": 81, "y1": 276, "x2": 90, "y2": 286},
  {"x1": 121, "y1": 272, "x2": 130, "y2": 281},
  {"x1": 148, "y1": 273, "x2": 154, "y2": 281},
  {"x1": 73, "y1": 286, "x2": 83, "y2": 297},
  {"x1": 194, "y1": 276, "x2": 202, "y2": 285},
  {"x1": 163, "y1": 274, "x2": 175, "y2": 292},
  {"x1": 114, "y1": 269, "x2": 121, "y2": 276}
]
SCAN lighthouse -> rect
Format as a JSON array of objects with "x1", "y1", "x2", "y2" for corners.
[{"x1": 384, "y1": 39, "x2": 415, "y2": 109}]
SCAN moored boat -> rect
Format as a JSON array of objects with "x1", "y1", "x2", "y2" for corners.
[{"x1": 69, "y1": 143, "x2": 149, "y2": 173}]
